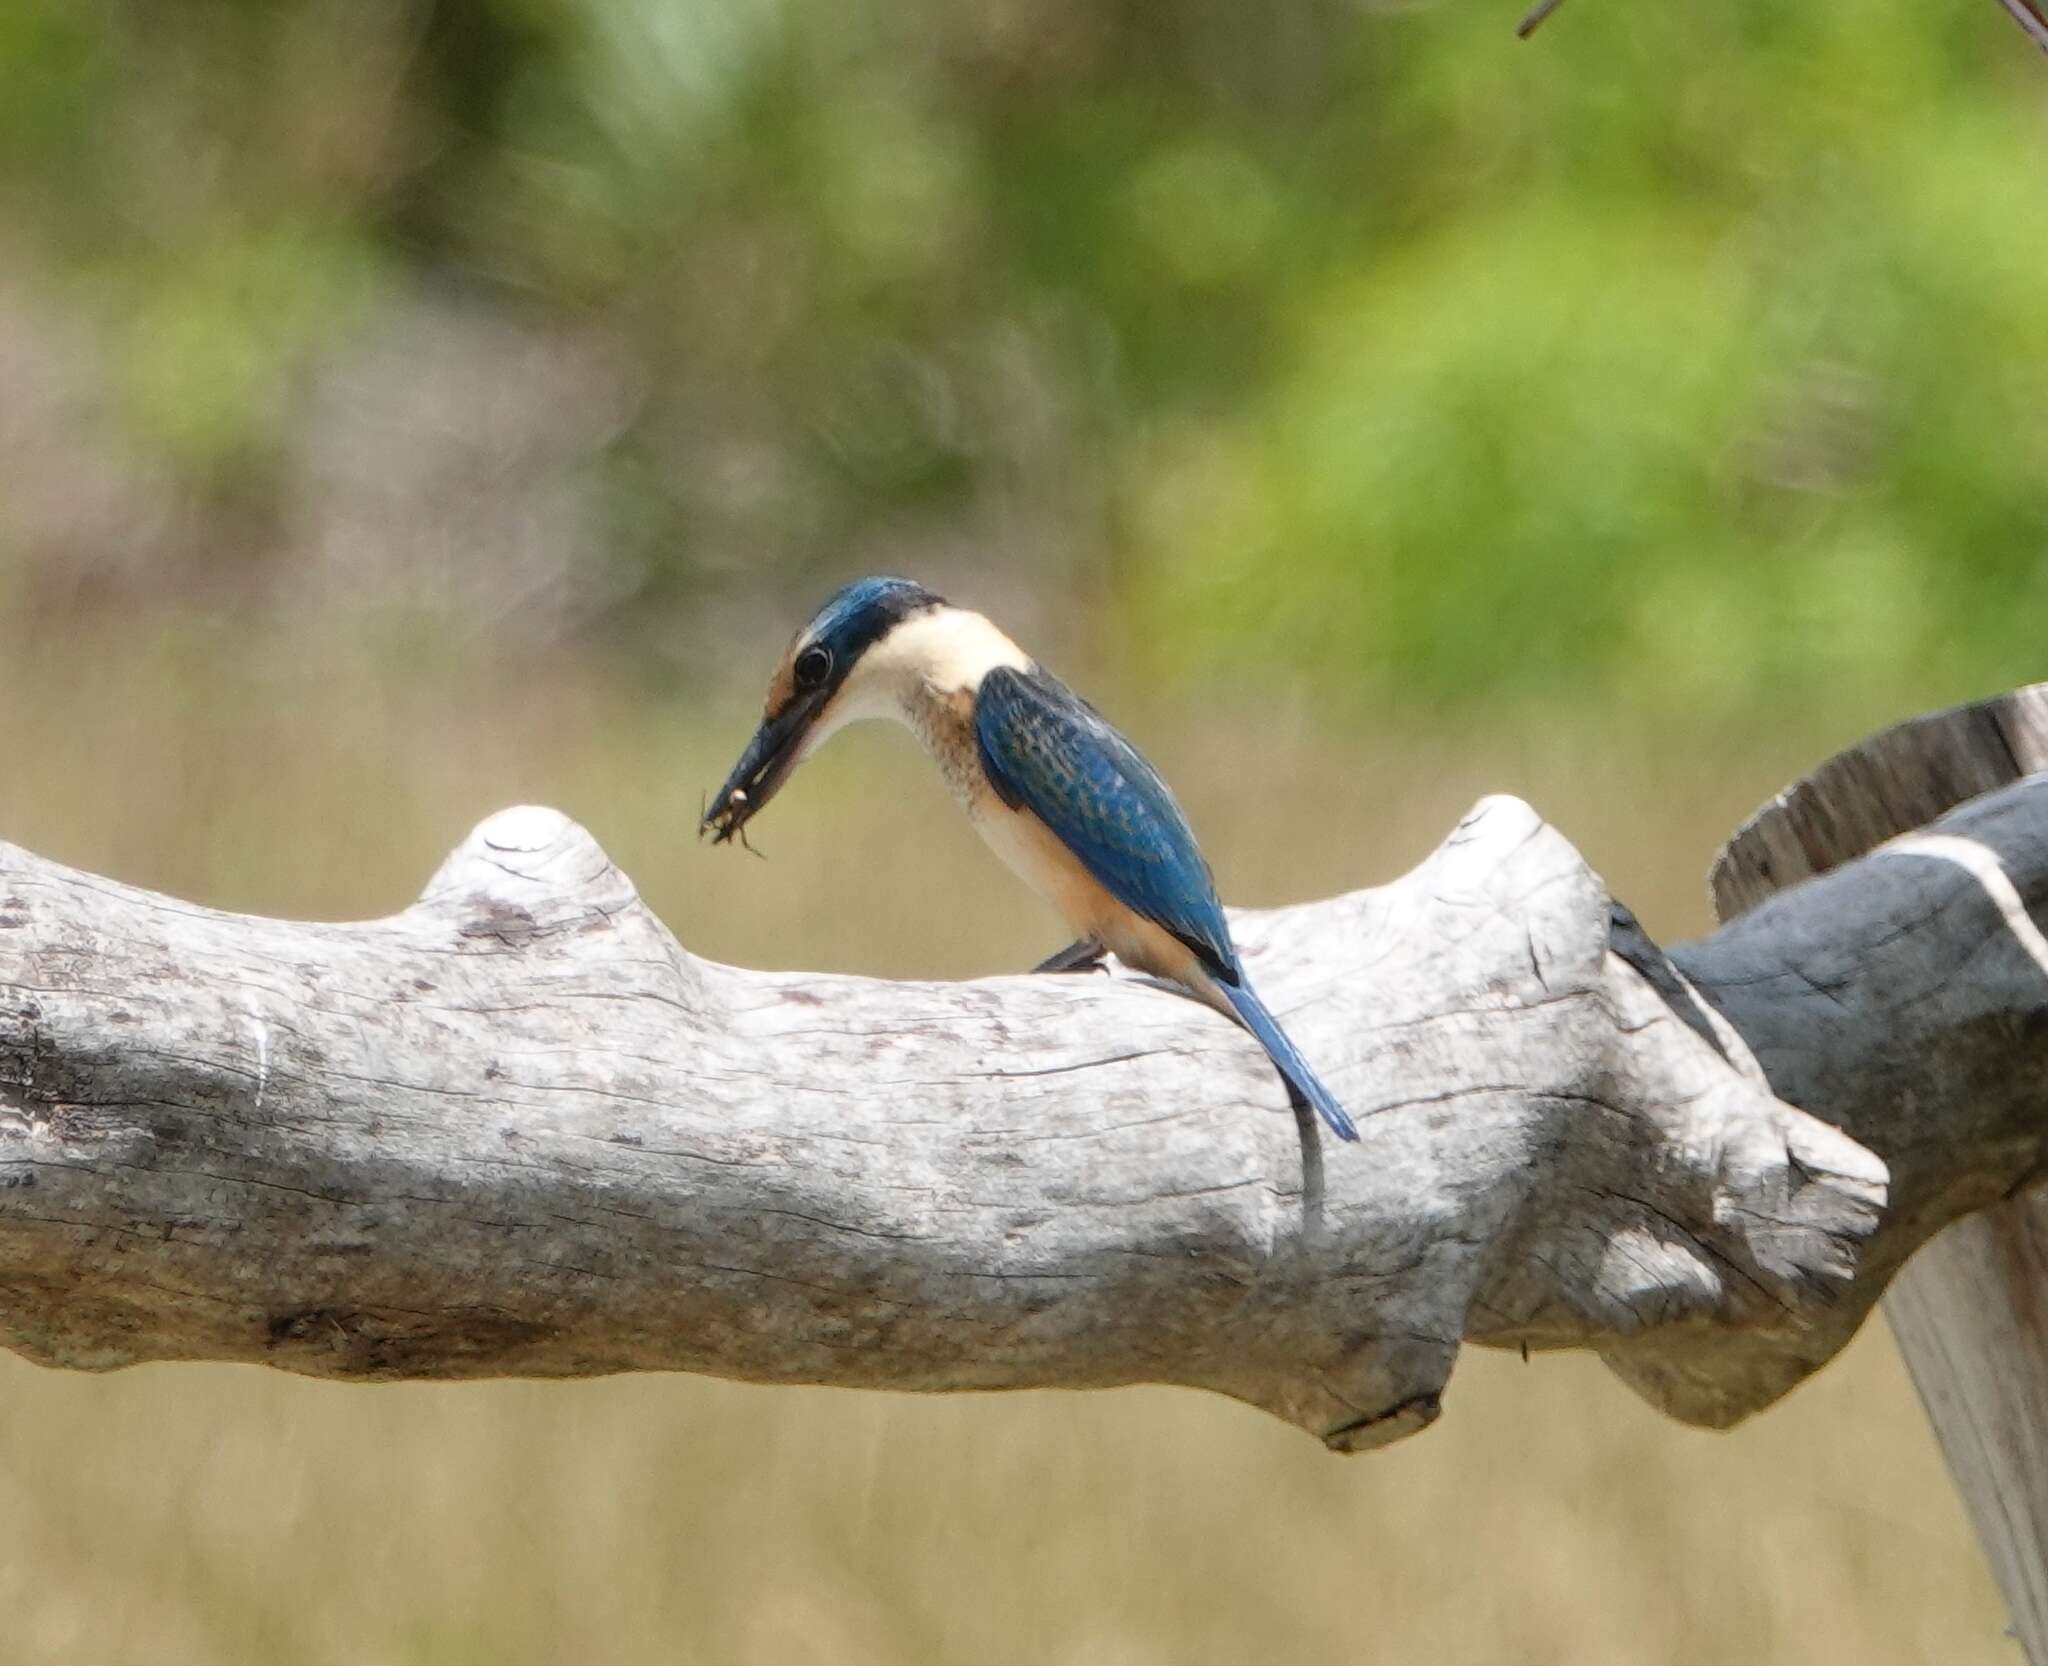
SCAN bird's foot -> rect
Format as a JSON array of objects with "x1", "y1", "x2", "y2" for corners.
[{"x1": 1032, "y1": 938, "x2": 1109, "y2": 975}]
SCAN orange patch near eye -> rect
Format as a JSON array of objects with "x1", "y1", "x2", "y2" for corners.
[{"x1": 762, "y1": 645, "x2": 800, "y2": 717}]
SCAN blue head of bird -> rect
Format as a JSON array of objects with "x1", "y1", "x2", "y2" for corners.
[{"x1": 701, "y1": 576, "x2": 949, "y2": 844}]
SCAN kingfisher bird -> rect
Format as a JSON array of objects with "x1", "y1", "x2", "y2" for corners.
[{"x1": 701, "y1": 576, "x2": 1357, "y2": 1143}]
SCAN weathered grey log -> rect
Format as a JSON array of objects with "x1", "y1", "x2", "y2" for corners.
[
  {"x1": 1712, "y1": 685, "x2": 2048, "y2": 1664},
  {"x1": 0, "y1": 701, "x2": 2040, "y2": 1455}
]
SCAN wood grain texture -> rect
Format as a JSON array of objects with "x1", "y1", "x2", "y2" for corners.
[
  {"x1": 1713, "y1": 683, "x2": 2048, "y2": 1660},
  {"x1": 0, "y1": 730, "x2": 2039, "y2": 1454}
]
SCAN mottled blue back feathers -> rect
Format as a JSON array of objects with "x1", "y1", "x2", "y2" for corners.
[
  {"x1": 974, "y1": 664, "x2": 1235, "y2": 981},
  {"x1": 974, "y1": 663, "x2": 1357, "y2": 1142}
]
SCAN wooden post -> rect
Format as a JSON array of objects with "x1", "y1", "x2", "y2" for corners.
[{"x1": 1712, "y1": 685, "x2": 2048, "y2": 1663}]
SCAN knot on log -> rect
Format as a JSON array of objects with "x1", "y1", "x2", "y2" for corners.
[
  {"x1": 1242, "y1": 794, "x2": 1886, "y2": 1447},
  {"x1": 423, "y1": 804, "x2": 622, "y2": 915},
  {"x1": 415, "y1": 802, "x2": 707, "y2": 1001}
]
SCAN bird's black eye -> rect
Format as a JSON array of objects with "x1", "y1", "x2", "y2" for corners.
[{"x1": 794, "y1": 644, "x2": 832, "y2": 690}]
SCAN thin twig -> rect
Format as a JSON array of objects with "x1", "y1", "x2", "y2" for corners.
[
  {"x1": 1997, "y1": 0, "x2": 2048, "y2": 53},
  {"x1": 1517, "y1": 0, "x2": 2047, "y2": 54}
]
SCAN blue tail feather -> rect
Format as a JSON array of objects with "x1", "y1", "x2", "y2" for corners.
[{"x1": 1216, "y1": 980, "x2": 1358, "y2": 1143}]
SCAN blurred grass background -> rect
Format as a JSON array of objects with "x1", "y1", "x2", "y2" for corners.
[{"x1": 0, "y1": 0, "x2": 2042, "y2": 1660}]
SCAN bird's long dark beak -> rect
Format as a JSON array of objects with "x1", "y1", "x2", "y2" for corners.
[{"x1": 701, "y1": 690, "x2": 827, "y2": 845}]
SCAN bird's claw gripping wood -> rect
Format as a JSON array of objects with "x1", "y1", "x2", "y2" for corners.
[{"x1": 1031, "y1": 938, "x2": 1110, "y2": 975}]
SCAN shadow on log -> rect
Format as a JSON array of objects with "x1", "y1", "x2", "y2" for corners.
[{"x1": 0, "y1": 694, "x2": 2044, "y2": 1457}]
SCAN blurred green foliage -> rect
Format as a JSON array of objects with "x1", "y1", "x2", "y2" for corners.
[{"x1": 0, "y1": 0, "x2": 2042, "y2": 721}]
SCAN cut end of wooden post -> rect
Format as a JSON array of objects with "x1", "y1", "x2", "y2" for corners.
[{"x1": 1710, "y1": 685, "x2": 2048, "y2": 920}]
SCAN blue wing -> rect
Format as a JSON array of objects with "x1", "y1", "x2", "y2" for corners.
[
  {"x1": 978, "y1": 666, "x2": 1358, "y2": 1144},
  {"x1": 974, "y1": 664, "x2": 1238, "y2": 982}
]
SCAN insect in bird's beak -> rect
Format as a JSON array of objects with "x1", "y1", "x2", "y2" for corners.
[
  {"x1": 703, "y1": 687, "x2": 829, "y2": 852},
  {"x1": 699, "y1": 785, "x2": 767, "y2": 856}
]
